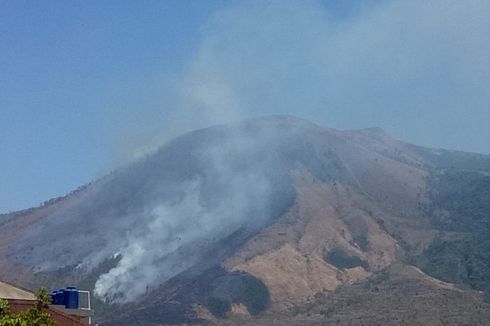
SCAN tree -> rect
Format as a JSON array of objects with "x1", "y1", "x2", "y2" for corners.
[{"x1": 0, "y1": 287, "x2": 56, "y2": 326}]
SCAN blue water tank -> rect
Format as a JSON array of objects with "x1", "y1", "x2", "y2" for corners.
[
  {"x1": 65, "y1": 287, "x2": 79, "y2": 309},
  {"x1": 51, "y1": 291, "x2": 58, "y2": 304},
  {"x1": 63, "y1": 289, "x2": 70, "y2": 307},
  {"x1": 57, "y1": 289, "x2": 65, "y2": 306}
]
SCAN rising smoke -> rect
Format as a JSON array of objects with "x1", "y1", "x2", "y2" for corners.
[
  {"x1": 93, "y1": 129, "x2": 278, "y2": 302},
  {"x1": 14, "y1": 118, "x2": 310, "y2": 302},
  {"x1": 99, "y1": 0, "x2": 490, "y2": 298},
  {"x1": 126, "y1": 0, "x2": 488, "y2": 158},
  {"x1": 12, "y1": 0, "x2": 490, "y2": 303}
]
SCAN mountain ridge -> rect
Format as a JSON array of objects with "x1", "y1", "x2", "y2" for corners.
[{"x1": 1, "y1": 115, "x2": 489, "y2": 325}]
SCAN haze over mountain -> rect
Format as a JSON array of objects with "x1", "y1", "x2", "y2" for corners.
[
  {"x1": 1, "y1": 1, "x2": 488, "y2": 325},
  {"x1": 1, "y1": 116, "x2": 489, "y2": 325},
  {"x1": 1, "y1": 0, "x2": 489, "y2": 214}
]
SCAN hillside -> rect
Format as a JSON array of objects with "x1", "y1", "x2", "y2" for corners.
[{"x1": 0, "y1": 115, "x2": 489, "y2": 325}]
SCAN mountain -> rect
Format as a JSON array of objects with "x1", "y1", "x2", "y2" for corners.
[{"x1": 1, "y1": 115, "x2": 489, "y2": 325}]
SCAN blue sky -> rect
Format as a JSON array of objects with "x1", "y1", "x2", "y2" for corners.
[
  {"x1": 0, "y1": 1, "x2": 226, "y2": 212},
  {"x1": 1, "y1": 0, "x2": 489, "y2": 213}
]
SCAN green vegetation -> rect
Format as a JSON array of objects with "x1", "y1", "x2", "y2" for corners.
[
  {"x1": 204, "y1": 272, "x2": 270, "y2": 317},
  {"x1": 422, "y1": 239, "x2": 490, "y2": 293},
  {"x1": 206, "y1": 296, "x2": 231, "y2": 318},
  {"x1": 367, "y1": 268, "x2": 389, "y2": 285},
  {"x1": 353, "y1": 233, "x2": 369, "y2": 251},
  {"x1": 420, "y1": 170, "x2": 490, "y2": 301},
  {"x1": 0, "y1": 287, "x2": 56, "y2": 326},
  {"x1": 238, "y1": 275, "x2": 270, "y2": 315},
  {"x1": 325, "y1": 248, "x2": 368, "y2": 270}
]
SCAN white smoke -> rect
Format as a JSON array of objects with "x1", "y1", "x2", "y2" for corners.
[
  {"x1": 93, "y1": 171, "x2": 271, "y2": 302},
  {"x1": 98, "y1": 0, "x2": 490, "y2": 299},
  {"x1": 93, "y1": 125, "x2": 285, "y2": 302},
  {"x1": 155, "y1": 0, "x2": 489, "y2": 153},
  {"x1": 13, "y1": 0, "x2": 490, "y2": 304}
]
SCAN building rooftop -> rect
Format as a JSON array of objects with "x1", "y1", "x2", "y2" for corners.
[{"x1": 0, "y1": 280, "x2": 36, "y2": 300}]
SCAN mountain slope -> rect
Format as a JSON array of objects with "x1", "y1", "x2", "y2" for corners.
[{"x1": 0, "y1": 115, "x2": 489, "y2": 325}]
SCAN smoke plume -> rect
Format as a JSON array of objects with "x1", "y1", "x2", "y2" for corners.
[{"x1": 12, "y1": 0, "x2": 490, "y2": 303}]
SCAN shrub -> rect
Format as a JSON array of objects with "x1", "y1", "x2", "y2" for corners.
[
  {"x1": 240, "y1": 275, "x2": 270, "y2": 315},
  {"x1": 325, "y1": 248, "x2": 368, "y2": 270},
  {"x1": 0, "y1": 287, "x2": 55, "y2": 326},
  {"x1": 367, "y1": 268, "x2": 389, "y2": 285},
  {"x1": 204, "y1": 272, "x2": 270, "y2": 317},
  {"x1": 206, "y1": 296, "x2": 231, "y2": 318}
]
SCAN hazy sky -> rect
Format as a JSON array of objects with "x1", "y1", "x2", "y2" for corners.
[{"x1": 1, "y1": 0, "x2": 489, "y2": 213}]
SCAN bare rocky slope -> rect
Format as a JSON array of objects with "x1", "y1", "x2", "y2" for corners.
[{"x1": 0, "y1": 115, "x2": 489, "y2": 325}]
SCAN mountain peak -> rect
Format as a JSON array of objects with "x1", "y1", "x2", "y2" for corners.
[{"x1": 1, "y1": 117, "x2": 489, "y2": 325}]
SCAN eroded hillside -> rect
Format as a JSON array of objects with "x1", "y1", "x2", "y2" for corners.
[{"x1": 0, "y1": 116, "x2": 488, "y2": 325}]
